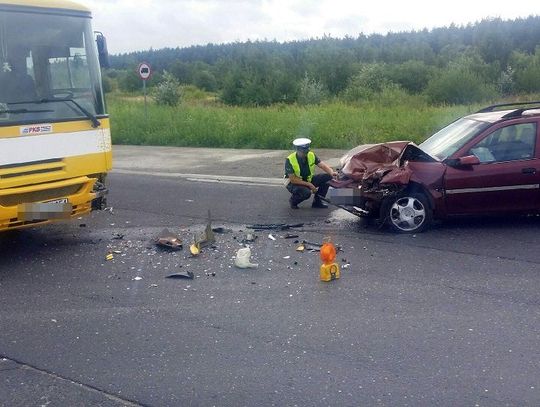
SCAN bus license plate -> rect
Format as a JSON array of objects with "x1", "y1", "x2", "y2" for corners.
[{"x1": 18, "y1": 198, "x2": 72, "y2": 221}]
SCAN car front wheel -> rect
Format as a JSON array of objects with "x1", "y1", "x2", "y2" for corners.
[{"x1": 381, "y1": 192, "x2": 432, "y2": 233}]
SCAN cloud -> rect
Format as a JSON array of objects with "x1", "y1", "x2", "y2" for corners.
[{"x1": 80, "y1": 0, "x2": 540, "y2": 53}]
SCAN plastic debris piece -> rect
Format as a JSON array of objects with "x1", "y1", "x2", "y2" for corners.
[
  {"x1": 112, "y1": 233, "x2": 124, "y2": 240},
  {"x1": 234, "y1": 247, "x2": 259, "y2": 269},
  {"x1": 284, "y1": 234, "x2": 299, "y2": 239},
  {"x1": 133, "y1": 276, "x2": 142, "y2": 281},
  {"x1": 283, "y1": 256, "x2": 291, "y2": 259},
  {"x1": 149, "y1": 284, "x2": 158, "y2": 288},
  {"x1": 194, "y1": 210, "x2": 216, "y2": 249},
  {"x1": 268, "y1": 234, "x2": 276, "y2": 241},
  {"x1": 155, "y1": 228, "x2": 183, "y2": 251},
  {"x1": 166, "y1": 271, "x2": 194, "y2": 279},
  {"x1": 212, "y1": 227, "x2": 231, "y2": 234},
  {"x1": 105, "y1": 253, "x2": 114, "y2": 261},
  {"x1": 247, "y1": 223, "x2": 304, "y2": 231},
  {"x1": 296, "y1": 245, "x2": 305, "y2": 252},
  {"x1": 302, "y1": 240, "x2": 322, "y2": 251},
  {"x1": 190, "y1": 242, "x2": 200, "y2": 256},
  {"x1": 242, "y1": 233, "x2": 257, "y2": 243},
  {"x1": 303, "y1": 240, "x2": 343, "y2": 252}
]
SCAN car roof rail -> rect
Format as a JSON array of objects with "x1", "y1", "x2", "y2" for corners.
[{"x1": 477, "y1": 101, "x2": 540, "y2": 113}]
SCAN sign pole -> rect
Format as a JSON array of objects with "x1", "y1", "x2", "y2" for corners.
[
  {"x1": 143, "y1": 79, "x2": 147, "y2": 121},
  {"x1": 137, "y1": 62, "x2": 152, "y2": 124}
]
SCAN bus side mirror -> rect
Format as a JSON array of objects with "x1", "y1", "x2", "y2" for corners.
[{"x1": 95, "y1": 32, "x2": 110, "y2": 68}]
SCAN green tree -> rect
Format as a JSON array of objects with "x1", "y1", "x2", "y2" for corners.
[
  {"x1": 152, "y1": 71, "x2": 181, "y2": 106},
  {"x1": 118, "y1": 69, "x2": 142, "y2": 92},
  {"x1": 193, "y1": 70, "x2": 217, "y2": 92},
  {"x1": 342, "y1": 64, "x2": 393, "y2": 101},
  {"x1": 297, "y1": 74, "x2": 327, "y2": 105},
  {"x1": 510, "y1": 47, "x2": 540, "y2": 93},
  {"x1": 387, "y1": 60, "x2": 433, "y2": 93},
  {"x1": 425, "y1": 66, "x2": 496, "y2": 104}
]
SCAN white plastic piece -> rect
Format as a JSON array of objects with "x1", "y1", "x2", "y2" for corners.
[{"x1": 234, "y1": 247, "x2": 259, "y2": 269}]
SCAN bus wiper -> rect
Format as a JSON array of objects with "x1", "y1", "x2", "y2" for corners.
[
  {"x1": 38, "y1": 97, "x2": 101, "y2": 128},
  {"x1": 0, "y1": 108, "x2": 54, "y2": 114}
]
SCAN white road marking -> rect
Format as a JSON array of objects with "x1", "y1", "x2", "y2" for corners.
[{"x1": 113, "y1": 168, "x2": 284, "y2": 187}]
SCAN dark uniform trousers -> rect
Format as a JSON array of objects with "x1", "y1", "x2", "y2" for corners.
[{"x1": 287, "y1": 173, "x2": 332, "y2": 205}]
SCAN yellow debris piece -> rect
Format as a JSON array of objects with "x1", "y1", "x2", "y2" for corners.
[{"x1": 190, "y1": 243, "x2": 200, "y2": 256}]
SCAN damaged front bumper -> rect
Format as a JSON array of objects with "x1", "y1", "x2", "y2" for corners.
[
  {"x1": 326, "y1": 141, "x2": 436, "y2": 217},
  {"x1": 327, "y1": 180, "x2": 406, "y2": 217},
  {"x1": 0, "y1": 175, "x2": 108, "y2": 231}
]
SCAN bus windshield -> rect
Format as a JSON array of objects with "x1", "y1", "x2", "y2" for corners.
[{"x1": 0, "y1": 9, "x2": 105, "y2": 125}]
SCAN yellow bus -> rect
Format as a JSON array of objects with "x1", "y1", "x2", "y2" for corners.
[{"x1": 0, "y1": 0, "x2": 111, "y2": 231}]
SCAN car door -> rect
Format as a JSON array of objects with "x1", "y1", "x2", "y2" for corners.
[{"x1": 444, "y1": 121, "x2": 540, "y2": 215}]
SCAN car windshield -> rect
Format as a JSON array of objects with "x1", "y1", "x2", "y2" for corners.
[{"x1": 419, "y1": 118, "x2": 490, "y2": 160}]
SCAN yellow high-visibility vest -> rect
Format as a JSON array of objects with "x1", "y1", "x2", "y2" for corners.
[{"x1": 287, "y1": 151, "x2": 316, "y2": 182}]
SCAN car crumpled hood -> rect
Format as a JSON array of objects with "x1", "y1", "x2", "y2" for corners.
[{"x1": 339, "y1": 141, "x2": 414, "y2": 182}]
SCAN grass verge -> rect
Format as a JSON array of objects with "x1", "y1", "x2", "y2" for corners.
[{"x1": 107, "y1": 95, "x2": 481, "y2": 149}]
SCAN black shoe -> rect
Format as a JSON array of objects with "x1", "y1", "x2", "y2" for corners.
[
  {"x1": 312, "y1": 200, "x2": 328, "y2": 209},
  {"x1": 289, "y1": 198, "x2": 299, "y2": 209}
]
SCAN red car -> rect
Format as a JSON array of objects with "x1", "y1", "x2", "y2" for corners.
[{"x1": 328, "y1": 101, "x2": 540, "y2": 232}]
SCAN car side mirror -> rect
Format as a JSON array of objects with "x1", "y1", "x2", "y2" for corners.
[{"x1": 457, "y1": 155, "x2": 481, "y2": 166}]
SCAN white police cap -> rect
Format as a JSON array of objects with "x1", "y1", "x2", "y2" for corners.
[{"x1": 293, "y1": 138, "x2": 311, "y2": 149}]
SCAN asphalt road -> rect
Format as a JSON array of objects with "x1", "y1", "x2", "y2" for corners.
[{"x1": 1, "y1": 147, "x2": 540, "y2": 406}]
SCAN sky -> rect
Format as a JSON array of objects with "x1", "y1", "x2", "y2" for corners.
[{"x1": 82, "y1": 0, "x2": 540, "y2": 54}]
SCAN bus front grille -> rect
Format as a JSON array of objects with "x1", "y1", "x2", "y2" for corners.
[
  {"x1": 0, "y1": 158, "x2": 66, "y2": 180},
  {"x1": 0, "y1": 184, "x2": 82, "y2": 207}
]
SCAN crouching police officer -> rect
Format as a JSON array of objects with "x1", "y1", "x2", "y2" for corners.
[{"x1": 285, "y1": 138, "x2": 337, "y2": 209}]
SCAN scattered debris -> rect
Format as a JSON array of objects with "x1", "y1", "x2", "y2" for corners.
[
  {"x1": 302, "y1": 241, "x2": 322, "y2": 251},
  {"x1": 296, "y1": 244, "x2": 305, "y2": 252},
  {"x1": 283, "y1": 256, "x2": 291, "y2": 259},
  {"x1": 112, "y1": 233, "x2": 124, "y2": 240},
  {"x1": 149, "y1": 284, "x2": 158, "y2": 288},
  {"x1": 105, "y1": 253, "x2": 114, "y2": 261},
  {"x1": 212, "y1": 227, "x2": 231, "y2": 234},
  {"x1": 133, "y1": 276, "x2": 142, "y2": 281},
  {"x1": 284, "y1": 233, "x2": 299, "y2": 239},
  {"x1": 242, "y1": 233, "x2": 257, "y2": 243},
  {"x1": 193, "y1": 210, "x2": 216, "y2": 248},
  {"x1": 247, "y1": 223, "x2": 304, "y2": 231},
  {"x1": 190, "y1": 240, "x2": 200, "y2": 256},
  {"x1": 234, "y1": 247, "x2": 259, "y2": 269},
  {"x1": 155, "y1": 228, "x2": 183, "y2": 251},
  {"x1": 302, "y1": 240, "x2": 343, "y2": 252},
  {"x1": 166, "y1": 271, "x2": 194, "y2": 279},
  {"x1": 268, "y1": 234, "x2": 276, "y2": 241}
]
